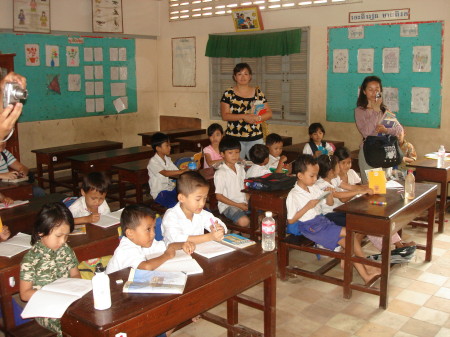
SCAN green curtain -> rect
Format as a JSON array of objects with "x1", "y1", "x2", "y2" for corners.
[{"x1": 205, "y1": 29, "x2": 301, "y2": 58}]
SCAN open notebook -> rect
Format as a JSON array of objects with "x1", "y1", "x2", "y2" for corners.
[
  {"x1": 0, "y1": 232, "x2": 32, "y2": 257},
  {"x1": 146, "y1": 250, "x2": 203, "y2": 275},
  {"x1": 92, "y1": 209, "x2": 123, "y2": 228},
  {"x1": 0, "y1": 200, "x2": 29, "y2": 210},
  {"x1": 123, "y1": 269, "x2": 187, "y2": 294}
]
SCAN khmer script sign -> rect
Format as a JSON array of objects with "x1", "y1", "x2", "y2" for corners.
[{"x1": 349, "y1": 8, "x2": 410, "y2": 23}]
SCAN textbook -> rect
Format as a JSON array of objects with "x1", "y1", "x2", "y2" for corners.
[
  {"x1": 21, "y1": 277, "x2": 92, "y2": 319},
  {"x1": 221, "y1": 233, "x2": 256, "y2": 249},
  {"x1": 92, "y1": 208, "x2": 123, "y2": 228},
  {"x1": 2, "y1": 176, "x2": 28, "y2": 183},
  {"x1": 194, "y1": 241, "x2": 235, "y2": 258},
  {"x1": 123, "y1": 269, "x2": 187, "y2": 294},
  {"x1": 69, "y1": 224, "x2": 87, "y2": 235},
  {"x1": 368, "y1": 170, "x2": 386, "y2": 194},
  {"x1": 0, "y1": 232, "x2": 31, "y2": 257},
  {"x1": 0, "y1": 200, "x2": 29, "y2": 210},
  {"x1": 146, "y1": 250, "x2": 203, "y2": 275}
]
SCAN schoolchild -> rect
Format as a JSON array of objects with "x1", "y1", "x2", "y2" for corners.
[
  {"x1": 203, "y1": 123, "x2": 224, "y2": 169},
  {"x1": 246, "y1": 144, "x2": 271, "y2": 178},
  {"x1": 266, "y1": 133, "x2": 290, "y2": 173},
  {"x1": 302, "y1": 123, "x2": 334, "y2": 157}
]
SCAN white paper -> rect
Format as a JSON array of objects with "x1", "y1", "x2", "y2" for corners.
[
  {"x1": 358, "y1": 49, "x2": 374, "y2": 73},
  {"x1": 333, "y1": 49, "x2": 348, "y2": 73},
  {"x1": 348, "y1": 26, "x2": 364, "y2": 39},
  {"x1": 413, "y1": 46, "x2": 431, "y2": 72},
  {"x1": 85, "y1": 82, "x2": 95, "y2": 96},
  {"x1": 0, "y1": 200, "x2": 29, "y2": 209},
  {"x1": 68, "y1": 74, "x2": 81, "y2": 92},
  {"x1": 86, "y1": 98, "x2": 95, "y2": 113},
  {"x1": 119, "y1": 48, "x2": 127, "y2": 61},
  {"x1": 119, "y1": 66, "x2": 128, "y2": 80},
  {"x1": 95, "y1": 98, "x2": 104, "y2": 112},
  {"x1": 400, "y1": 24, "x2": 418, "y2": 37},
  {"x1": 0, "y1": 233, "x2": 31, "y2": 257},
  {"x1": 382, "y1": 47, "x2": 400, "y2": 73},
  {"x1": 383, "y1": 87, "x2": 399, "y2": 112},
  {"x1": 66, "y1": 46, "x2": 80, "y2": 67},
  {"x1": 110, "y1": 67, "x2": 119, "y2": 80},
  {"x1": 155, "y1": 259, "x2": 203, "y2": 275},
  {"x1": 110, "y1": 48, "x2": 119, "y2": 61},
  {"x1": 94, "y1": 65, "x2": 103, "y2": 80},
  {"x1": 94, "y1": 47, "x2": 103, "y2": 62},
  {"x1": 411, "y1": 87, "x2": 430, "y2": 114},
  {"x1": 111, "y1": 83, "x2": 126, "y2": 97},
  {"x1": 84, "y1": 66, "x2": 94, "y2": 80},
  {"x1": 113, "y1": 97, "x2": 128, "y2": 112},
  {"x1": 194, "y1": 241, "x2": 235, "y2": 259},
  {"x1": 84, "y1": 47, "x2": 93, "y2": 62},
  {"x1": 92, "y1": 212, "x2": 122, "y2": 228},
  {"x1": 45, "y1": 45, "x2": 60, "y2": 67},
  {"x1": 25, "y1": 44, "x2": 40, "y2": 66},
  {"x1": 94, "y1": 82, "x2": 104, "y2": 95}
]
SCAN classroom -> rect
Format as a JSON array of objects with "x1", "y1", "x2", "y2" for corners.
[{"x1": 0, "y1": 0, "x2": 450, "y2": 336}]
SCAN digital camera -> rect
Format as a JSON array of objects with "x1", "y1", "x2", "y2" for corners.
[
  {"x1": 2, "y1": 82, "x2": 28, "y2": 108},
  {"x1": 375, "y1": 92, "x2": 382, "y2": 100}
]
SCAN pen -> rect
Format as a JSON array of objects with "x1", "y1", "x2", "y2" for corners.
[{"x1": 210, "y1": 218, "x2": 218, "y2": 231}]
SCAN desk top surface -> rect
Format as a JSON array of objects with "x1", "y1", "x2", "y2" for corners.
[
  {"x1": 138, "y1": 128, "x2": 206, "y2": 137},
  {"x1": 113, "y1": 152, "x2": 197, "y2": 171},
  {"x1": 175, "y1": 134, "x2": 210, "y2": 141},
  {"x1": 283, "y1": 140, "x2": 345, "y2": 152},
  {"x1": 408, "y1": 158, "x2": 450, "y2": 170},
  {"x1": 67, "y1": 146, "x2": 152, "y2": 162},
  {"x1": 31, "y1": 141, "x2": 123, "y2": 154}
]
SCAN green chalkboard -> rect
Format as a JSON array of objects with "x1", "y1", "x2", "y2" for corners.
[
  {"x1": 0, "y1": 33, "x2": 136, "y2": 122},
  {"x1": 327, "y1": 22, "x2": 442, "y2": 128}
]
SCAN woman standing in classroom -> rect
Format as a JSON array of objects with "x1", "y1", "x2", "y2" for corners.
[
  {"x1": 354, "y1": 75, "x2": 403, "y2": 183},
  {"x1": 220, "y1": 63, "x2": 272, "y2": 159}
]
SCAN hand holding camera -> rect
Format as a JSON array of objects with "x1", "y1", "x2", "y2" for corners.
[{"x1": 3, "y1": 82, "x2": 28, "y2": 109}]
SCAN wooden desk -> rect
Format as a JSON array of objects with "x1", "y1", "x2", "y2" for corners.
[
  {"x1": 61, "y1": 247, "x2": 276, "y2": 337},
  {"x1": 283, "y1": 140, "x2": 345, "y2": 162},
  {"x1": 113, "y1": 152, "x2": 195, "y2": 207},
  {"x1": 68, "y1": 146, "x2": 154, "y2": 195},
  {"x1": 32, "y1": 141, "x2": 123, "y2": 193},
  {"x1": 0, "y1": 223, "x2": 120, "y2": 335},
  {"x1": 335, "y1": 183, "x2": 437, "y2": 308},
  {"x1": 0, "y1": 181, "x2": 33, "y2": 200},
  {"x1": 408, "y1": 158, "x2": 449, "y2": 233},
  {"x1": 175, "y1": 134, "x2": 210, "y2": 152},
  {"x1": 139, "y1": 128, "x2": 206, "y2": 146}
]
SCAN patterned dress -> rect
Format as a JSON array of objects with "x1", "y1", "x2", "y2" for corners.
[{"x1": 20, "y1": 241, "x2": 79, "y2": 336}]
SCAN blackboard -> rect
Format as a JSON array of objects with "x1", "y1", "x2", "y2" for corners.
[{"x1": 0, "y1": 33, "x2": 136, "y2": 122}]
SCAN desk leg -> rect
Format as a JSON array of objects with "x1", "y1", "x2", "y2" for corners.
[
  {"x1": 72, "y1": 169, "x2": 79, "y2": 196},
  {"x1": 343, "y1": 228, "x2": 354, "y2": 299},
  {"x1": 48, "y1": 161, "x2": 55, "y2": 193},
  {"x1": 426, "y1": 203, "x2": 435, "y2": 261},
  {"x1": 118, "y1": 180, "x2": 126, "y2": 209},
  {"x1": 438, "y1": 180, "x2": 447, "y2": 233},
  {"x1": 36, "y1": 159, "x2": 44, "y2": 189},
  {"x1": 379, "y1": 234, "x2": 392, "y2": 309},
  {"x1": 227, "y1": 298, "x2": 238, "y2": 337},
  {"x1": 264, "y1": 273, "x2": 276, "y2": 337}
]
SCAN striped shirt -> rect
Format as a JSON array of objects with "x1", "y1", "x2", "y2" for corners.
[{"x1": 0, "y1": 150, "x2": 16, "y2": 173}]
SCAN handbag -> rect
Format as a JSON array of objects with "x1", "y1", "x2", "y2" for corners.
[{"x1": 363, "y1": 135, "x2": 403, "y2": 168}]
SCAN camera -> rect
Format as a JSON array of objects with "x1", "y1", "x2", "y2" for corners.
[
  {"x1": 2, "y1": 82, "x2": 28, "y2": 108},
  {"x1": 375, "y1": 92, "x2": 382, "y2": 100}
]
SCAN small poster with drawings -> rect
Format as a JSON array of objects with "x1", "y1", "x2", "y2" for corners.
[{"x1": 231, "y1": 6, "x2": 264, "y2": 32}]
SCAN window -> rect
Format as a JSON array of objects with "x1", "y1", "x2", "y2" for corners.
[{"x1": 209, "y1": 27, "x2": 309, "y2": 125}]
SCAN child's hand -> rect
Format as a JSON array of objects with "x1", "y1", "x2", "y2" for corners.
[
  {"x1": 280, "y1": 155, "x2": 288, "y2": 164},
  {"x1": 182, "y1": 241, "x2": 196, "y2": 255},
  {"x1": 1, "y1": 171, "x2": 19, "y2": 180},
  {"x1": 314, "y1": 150, "x2": 322, "y2": 158},
  {"x1": 88, "y1": 213, "x2": 100, "y2": 223},
  {"x1": 2, "y1": 197, "x2": 13, "y2": 205},
  {"x1": 307, "y1": 199, "x2": 320, "y2": 209},
  {"x1": 324, "y1": 187, "x2": 334, "y2": 192},
  {"x1": 0, "y1": 225, "x2": 10, "y2": 241},
  {"x1": 210, "y1": 223, "x2": 225, "y2": 241},
  {"x1": 328, "y1": 151, "x2": 334, "y2": 156},
  {"x1": 164, "y1": 244, "x2": 177, "y2": 259},
  {"x1": 237, "y1": 203, "x2": 248, "y2": 211},
  {"x1": 365, "y1": 188, "x2": 374, "y2": 195}
]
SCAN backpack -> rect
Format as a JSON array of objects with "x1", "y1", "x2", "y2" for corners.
[{"x1": 244, "y1": 173, "x2": 296, "y2": 191}]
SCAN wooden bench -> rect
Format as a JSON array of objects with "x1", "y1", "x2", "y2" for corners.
[{"x1": 9, "y1": 321, "x2": 57, "y2": 337}]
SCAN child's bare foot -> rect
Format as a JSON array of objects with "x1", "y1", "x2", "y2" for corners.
[
  {"x1": 365, "y1": 264, "x2": 381, "y2": 275},
  {"x1": 363, "y1": 271, "x2": 381, "y2": 286},
  {"x1": 192, "y1": 315, "x2": 201, "y2": 323},
  {"x1": 166, "y1": 328, "x2": 175, "y2": 336},
  {"x1": 395, "y1": 241, "x2": 416, "y2": 248}
]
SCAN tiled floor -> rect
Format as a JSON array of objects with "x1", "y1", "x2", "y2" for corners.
[{"x1": 173, "y1": 218, "x2": 450, "y2": 337}]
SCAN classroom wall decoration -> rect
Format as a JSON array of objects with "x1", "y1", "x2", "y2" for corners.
[
  {"x1": 92, "y1": 0, "x2": 123, "y2": 33},
  {"x1": 326, "y1": 21, "x2": 443, "y2": 128},
  {"x1": 13, "y1": 0, "x2": 50, "y2": 34},
  {"x1": 0, "y1": 33, "x2": 136, "y2": 122}
]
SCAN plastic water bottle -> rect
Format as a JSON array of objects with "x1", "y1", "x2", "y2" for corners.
[
  {"x1": 404, "y1": 170, "x2": 415, "y2": 200},
  {"x1": 188, "y1": 159, "x2": 197, "y2": 170},
  {"x1": 437, "y1": 145, "x2": 446, "y2": 168},
  {"x1": 92, "y1": 263, "x2": 111, "y2": 310},
  {"x1": 262, "y1": 211, "x2": 276, "y2": 251},
  {"x1": 245, "y1": 181, "x2": 264, "y2": 190}
]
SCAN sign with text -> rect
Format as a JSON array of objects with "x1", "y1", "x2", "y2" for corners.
[{"x1": 349, "y1": 8, "x2": 410, "y2": 23}]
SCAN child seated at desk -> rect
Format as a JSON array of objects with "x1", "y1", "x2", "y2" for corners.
[
  {"x1": 266, "y1": 133, "x2": 290, "y2": 173},
  {"x1": 214, "y1": 137, "x2": 250, "y2": 228},
  {"x1": 69, "y1": 172, "x2": 111, "y2": 225},
  {"x1": 162, "y1": 171, "x2": 227, "y2": 244},
  {"x1": 303, "y1": 123, "x2": 334, "y2": 158},
  {"x1": 20, "y1": 202, "x2": 80, "y2": 336},
  {"x1": 203, "y1": 123, "x2": 224, "y2": 169},
  {"x1": 246, "y1": 144, "x2": 271, "y2": 178},
  {"x1": 286, "y1": 154, "x2": 379, "y2": 284},
  {"x1": 147, "y1": 132, "x2": 188, "y2": 208}
]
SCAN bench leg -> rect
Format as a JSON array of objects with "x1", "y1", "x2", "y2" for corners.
[{"x1": 278, "y1": 242, "x2": 288, "y2": 281}]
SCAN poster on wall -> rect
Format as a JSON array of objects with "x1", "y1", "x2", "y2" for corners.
[
  {"x1": 382, "y1": 47, "x2": 400, "y2": 73},
  {"x1": 413, "y1": 46, "x2": 431, "y2": 72},
  {"x1": 333, "y1": 49, "x2": 348, "y2": 73},
  {"x1": 411, "y1": 87, "x2": 430, "y2": 113},
  {"x1": 92, "y1": 0, "x2": 123, "y2": 33},
  {"x1": 172, "y1": 37, "x2": 196, "y2": 87},
  {"x1": 13, "y1": 0, "x2": 50, "y2": 33},
  {"x1": 383, "y1": 87, "x2": 399, "y2": 112},
  {"x1": 357, "y1": 48, "x2": 374, "y2": 73}
]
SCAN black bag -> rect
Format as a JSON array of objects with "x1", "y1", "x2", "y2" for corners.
[
  {"x1": 244, "y1": 173, "x2": 296, "y2": 191},
  {"x1": 363, "y1": 135, "x2": 403, "y2": 168}
]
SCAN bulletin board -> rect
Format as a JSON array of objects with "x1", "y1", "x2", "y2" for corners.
[
  {"x1": 326, "y1": 21, "x2": 443, "y2": 128},
  {"x1": 0, "y1": 33, "x2": 137, "y2": 122}
]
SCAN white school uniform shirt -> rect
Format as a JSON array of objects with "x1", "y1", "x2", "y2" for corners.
[
  {"x1": 315, "y1": 178, "x2": 343, "y2": 214},
  {"x1": 345, "y1": 169, "x2": 361, "y2": 185},
  {"x1": 286, "y1": 183, "x2": 323, "y2": 222},
  {"x1": 302, "y1": 142, "x2": 334, "y2": 155},
  {"x1": 245, "y1": 164, "x2": 271, "y2": 179},
  {"x1": 162, "y1": 202, "x2": 227, "y2": 245},
  {"x1": 68, "y1": 196, "x2": 110, "y2": 218},
  {"x1": 268, "y1": 154, "x2": 280, "y2": 170},
  {"x1": 106, "y1": 237, "x2": 166, "y2": 274},
  {"x1": 214, "y1": 162, "x2": 247, "y2": 214},
  {"x1": 147, "y1": 153, "x2": 178, "y2": 199}
]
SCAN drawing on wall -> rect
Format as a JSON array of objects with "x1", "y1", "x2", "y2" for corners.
[
  {"x1": 413, "y1": 46, "x2": 431, "y2": 72},
  {"x1": 47, "y1": 74, "x2": 61, "y2": 94},
  {"x1": 172, "y1": 37, "x2": 196, "y2": 87},
  {"x1": 411, "y1": 87, "x2": 430, "y2": 113},
  {"x1": 400, "y1": 24, "x2": 418, "y2": 37},
  {"x1": 13, "y1": 0, "x2": 50, "y2": 33},
  {"x1": 348, "y1": 26, "x2": 364, "y2": 39},
  {"x1": 68, "y1": 74, "x2": 81, "y2": 92},
  {"x1": 92, "y1": 0, "x2": 123, "y2": 33},
  {"x1": 25, "y1": 44, "x2": 40, "y2": 66},
  {"x1": 382, "y1": 47, "x2": 400, "y2": 73},
  {"x1": 45, "y1": 45, "x2": 59, "y2": 67},
  {"x1": 66, "y1": 46, "x2": 80, "y2": 67},
  {"x1": 333, "y1": 49, "x2": 348, "y2": 73},
  {"x1": 382, "y1": 87, "x2": 399, "y2": 112},
  {"x1": 357, "y1": 48, "x2": 374, "y2": 73}
]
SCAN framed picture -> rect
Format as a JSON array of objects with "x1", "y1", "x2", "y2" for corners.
[
  {"x1": 13, "y1": 0, "x2": 51, "y2": 34},
  {"x1": 231, "y1": 6, "x2": 264, "y2": 32},
  {"x1": 92, "y1": 0, "x2": 123, "y2": 33}
]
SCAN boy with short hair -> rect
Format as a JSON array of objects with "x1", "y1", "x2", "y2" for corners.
[
  {"x1": 147, "y1": 132, "x2": 188, "y2": 208},
  {"x1": 162, "y1": 171, "x2": 227, "y2": 245},
  {"x1": 106, "y1": 204, "x2": 195, "y2": 275},
  {"x1": 246, "y1": 144, "x2": 271, "y2": 178},
  {"x1": 214, "y1": 137, "x2": 250, "y2": 228},
  {"x1": 69, "y1": 172, "x2": 111, "y2": 225},
  {"x1": 265, "y1": 133, "x2": 290, "y2": 173}
]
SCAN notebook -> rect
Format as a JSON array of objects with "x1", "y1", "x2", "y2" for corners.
[
  {"x1": 194, "y1": 241, "x2": 235, "y2": 258},
  {"x1": 0, "y1": 200, "x2": 29, "y2": 210},
  {"x1": 123, "y1": 269, "x2": 187, "y2": 294},
  {"x1": 92, "y1": 209, "x2": 123, "y2": 228},
  {"x1": 0, "y1": 232, "x2": 32, "y2": 257},
  {"x1": 221, "y1": 233, "x2": 256, "y2": 249},
  {"x1": 146, "y1": 250, "x2": 203, "y2": 275}
]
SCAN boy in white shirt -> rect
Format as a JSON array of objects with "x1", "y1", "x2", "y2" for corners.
[
  {"x1": 162, "y1": 171, "x2": 227, "y2": 245},
  {"x1": 246, "y1": 144, "x2": 271, "y2": 179},
  {"x1": 266, "y1": 133, "x2": 290, "y2": 173},
  {"x1": 214, "y1": 137, "x2": 250, "y2": 228},
  {"x1": 147, "y1": 132, "x2": 188, "y2": 208},
  {"x1": 69, "y1": 172, "x2": 111, "y2": 225},
  {"x1": 106, "y1": 204, "x2": 195, "y2": 275}
]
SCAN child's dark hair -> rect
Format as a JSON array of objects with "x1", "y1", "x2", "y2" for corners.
[
  {"x1": 293, "y1": 154, "x2": 318, "y2": 175},
  {"x1": 219, "y1": 136, "x2": 241, "y2": 153},
  {"x1": 32, "y1": 202, "x2": 74, "y2": 245},
  {"x1": 121, "y1": 204, "x2": 156, "y2": 237},
  {"x1": 317, "y1": 154, "x2": 339, "y2": 178},
  {"x1": 265, "y1": 133, "x2": 283, "y2": 146},
  {"x1": 151, "y1": 132, "x2": 169, "y2": 151},
  {"x1": 249, "y1": 144, "x2": 269, "y2": 165},
  {"x1": 308, "y1": 123, "x2": 325, "y2": 136},
  {"x1": 81, "y1": 172, "x2": 109, "y2": 194},
  {"x1": 334, "y1": 146, "x2": 351, "y2": 161},
  {"x1": 207, "y1": 123, "x2": 224, "y2": 137},
  {"x1": 177, "y1": 171, "x2": 209, "y2": 196}
]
